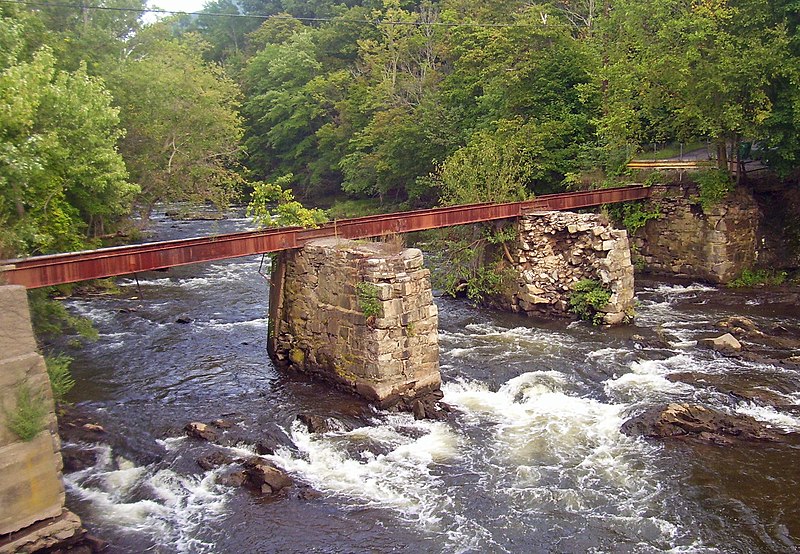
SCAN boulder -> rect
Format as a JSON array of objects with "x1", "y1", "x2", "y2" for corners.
[
  {"x1": 61, "y1": 445, "x2": 99, "y2": 473},
  {"x1": 216, "y1": 468, "x2": 247, "y2": 488},
  {"x1": 296, "y1": 414, "x2": 330, "y2": 434},
  {"x1": 184, "y1": 422, "x2": 218, "y2": 442},
  {"x1": 621, "y1": 403, "x2": 794, "y2": 445},
  {"x1": 698, "y1": 333, "x2": 742, "y2": 353},
  {"x1": 196, "y1": 451, "x2": 234, "y2": 471},
  {"x1": 243, "y1": 459, "x2": 293, "y2": 495}
]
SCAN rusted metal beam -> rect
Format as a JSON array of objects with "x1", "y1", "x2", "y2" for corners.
[{"x1": 0, "y1": 185, "x2": 651, "y2": 289}]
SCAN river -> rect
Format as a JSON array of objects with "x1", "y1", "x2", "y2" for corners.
[{"x1": 57, "y1": 210, "x2": 799, "y2": 553}]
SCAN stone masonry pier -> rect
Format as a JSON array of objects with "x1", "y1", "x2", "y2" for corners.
[
  {"x1": 268, "y1": 238, "x2": 441, "y2": 407},
  {"x1": 511, "y1": 212, "x2": 636, "y2": 325}
]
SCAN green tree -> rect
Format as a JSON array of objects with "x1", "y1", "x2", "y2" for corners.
[
  {"x1": 0, "y1": 10, "x2": 136, "y2": 256},
  {"x1": 598, "y1": 0, "x2": 792, "y2": 178},
  {"x1": 109, "y1": 29, "x2": 245, "y2": 216}
]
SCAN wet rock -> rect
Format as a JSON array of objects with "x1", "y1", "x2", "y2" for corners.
[
  {"x1": 296, "y1": 485, "x2": 323, "y2": 500},
  {"x1": 175, "y1": 317, "x2": 192, "y2": 324},
  {"x1": 216, "y1": 468, "x2": 247, "y2": 488},
  {"x1": 621, "y1": 403, "x2": 794, "y2": 445},
  {"x1": 254, "y1": 441, "x2": 275, "y2": 456},
  {"x1": 698, "y1": 333, "x2": 742, "y2": 353},
  {"x1": 716, "y1": 316, "x2": 762, "y2": 338},
  {"x1": 296, "y1": 413, "x2": 330, "y2": 434},
  {"x1": 61, "y1": 445, "x2": 99, "y2": 473},
  {"x1": 243, "y1": 458, "x2": 293, "y2": 495},
  {"x1": 630, "y1": 334, "x2": 672, "y2": 350},
  {"x1": 184, "y1": 422, "x2": 218, "y2": 442},
  {"x1": 210, "y1": 419, "x2": 233, "y2": 429},
  {"x1": 196, "y1": 451, "x2": 234, "y2": 471},
  {"x1": 391, "y1": 390, "x2": 451, "y2": 421},
  {"x1": 58, "y1": 407, "x2": 107, "y2": 444}
]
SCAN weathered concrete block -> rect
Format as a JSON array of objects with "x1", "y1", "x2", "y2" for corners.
[
  {"x1": 0, "y1": 286, "x2": 38, "y2": 360},
  {"x1": 0, "y1": 286, "x2": 78, "y2": 542}
]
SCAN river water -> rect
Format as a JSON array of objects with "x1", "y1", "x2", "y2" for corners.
[{"x1": 58, "y1": 212, "x2": 799, "y2": 553}]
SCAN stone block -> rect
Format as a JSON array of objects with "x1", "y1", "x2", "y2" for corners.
[
  {"x1": 0, "y1": 434, "x2": 65, "y2": 535},
  {"x1": 0, "y1": 287, "x2": 37, "y2": 360}
]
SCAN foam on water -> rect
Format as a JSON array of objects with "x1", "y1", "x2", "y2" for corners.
[
  {"x1": 273, "y1": 416, "x2": 458, "y2": 524},
  {"x1": 65, "y1": 445, "x2": 230, "y2": 553},
  {"x1": 734, "y1": 402, "x2": 800, "y2": 431},
  {"x1": 442, "y1": 372, "x2": 689, "y2": 550}
]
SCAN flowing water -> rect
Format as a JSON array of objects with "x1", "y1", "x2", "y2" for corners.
[{"x1": 58, "y1": 211, "x2": 799, "y2": 553}]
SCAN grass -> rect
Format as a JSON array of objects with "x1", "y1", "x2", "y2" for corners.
[{"x1": 634, "y1": 141, "x2": 709, "y2": 160}]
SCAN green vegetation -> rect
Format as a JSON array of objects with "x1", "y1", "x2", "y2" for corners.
[
  {"x1": 45, "y1": 354, "x2": 75, "y2": 404},
  {"x1": 694, "y1": 170, "x2": 734, "y2": 212},
  {"x1": 247, "y1": 173, "x2": 328, "y2": 228},
  {"x1": 1, "y1": 0, "x2": 800, "y2": 331},
  {"x1": 432, "y1": 223, "x2": 518, "y2": 303},
  {"x1": 607, "y1": 201, "x2": 661, "y2": 234},
  {"x1": 728, "y1": 269, "x2": 788, "y2": 288},
  {"x1": 356, "y1": 281, "x2": 381, "y2": 319},
  {"x1": 569, "y1": 279, "x2": 611, "y2": 325},
  {"x1": 5, "y1": 384, "x2": 48, "y2": 442},
  {"x1": 28, "y1": 289, "x2": 98, "y2": 341}
]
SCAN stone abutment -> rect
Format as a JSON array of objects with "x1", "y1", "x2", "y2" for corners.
[{"x1": 0, "y1": 286, "x2": 82, "y2": 553}]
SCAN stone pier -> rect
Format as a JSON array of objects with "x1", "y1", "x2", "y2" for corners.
[
  {"x1": 511, "y1": 212, "x2": 636, "y2": 325},
  {"x1": 268, "y1": 238, "x2": 440, "y2": 407},
  {"x1": 0, "y1": 286, "x2": 82, "y2": 553}
]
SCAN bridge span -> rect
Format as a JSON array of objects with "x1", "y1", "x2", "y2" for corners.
[{"x1": 0, "y1": 185, "x2": 649, "y2": 289}]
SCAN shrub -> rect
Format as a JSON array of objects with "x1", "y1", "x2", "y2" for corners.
[
  {"x1": 728, "y1": 268, "x2": 787, "y2": 288},
  {"x1": 5, "y1": 385, "x2": 48, "y2": 442},
  {"x1": 694, "y1": 169, "x2": 733, "y2": 212},
  {"x1": 356, "y1": 282, "x2": 381, "y2": 318},
  {"x1": 569, "y1": 279, "x2": 612, "y2": 325},
  {"x1": 45, "y1": 354, "x2": 75, "y2": 404}
]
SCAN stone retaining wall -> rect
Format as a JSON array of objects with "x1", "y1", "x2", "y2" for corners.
[
  {"x1": 511, "y1": 212, "x2": 635, "y2": 325},
  {"x1": 269, "y1": 239, "x2": 440, "y2": 406},
  {"x1": 633, "y1": 184, "x2": 761, "y2": 282},
  {"x1": 0, "y1": 286, "x2": 80, "y2": 550}
]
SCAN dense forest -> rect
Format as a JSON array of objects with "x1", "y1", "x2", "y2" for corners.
[{"x1": 1, "y1": 0, "x2": 799, "y2": 259}]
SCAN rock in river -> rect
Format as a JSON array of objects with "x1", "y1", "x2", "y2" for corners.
[
  {"x1": 621, "y1": 403, "x2": 796, "y2": 445},
  {"x1": 698, "y1": 333, "x2": 742, "y2": 353}
]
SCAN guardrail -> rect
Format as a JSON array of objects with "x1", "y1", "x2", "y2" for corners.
[{"x1": 626, "y1": 160, "x2": 714, "y2": 170}]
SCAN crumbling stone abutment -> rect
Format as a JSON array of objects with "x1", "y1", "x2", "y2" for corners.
[{"x1": 511, "y1": 211, "x2": 636, "y2": 325}]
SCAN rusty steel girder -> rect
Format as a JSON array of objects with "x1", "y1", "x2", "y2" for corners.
[{"x1": 0, "y1": 185, "x2": 651, "y2": 289}]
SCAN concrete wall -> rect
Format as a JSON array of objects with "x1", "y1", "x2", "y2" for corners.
[
  {"x1": 633, "y1": 184, "x2": 761, "y2": 283},
  {"x1": 510, "y1": 212, "x2": 635, "y2": 325},
  {"x1": 0, "y1": 286, "x2": 69, "y2": 537},
  {"x1": 269, "y1": 239, "x2": 440, "y2": 406}
]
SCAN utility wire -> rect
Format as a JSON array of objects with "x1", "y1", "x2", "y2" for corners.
[{"x1": 0, "y1": 0, "x2": 576, "y2": 28}]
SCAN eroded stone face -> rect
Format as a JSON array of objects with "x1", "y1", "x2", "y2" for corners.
[
  {"x1": 270, "y1": 239, "x2": 441, "y2": 406},
  {"x1": 0, "y1": 286, "x2": 77, "y2": 540},
  {"x1": 512, "y1": 212, "x2": 636, "y2": 325},
  {"x1": 633, "y1": 184, "x2": 761, "y2": 283}
]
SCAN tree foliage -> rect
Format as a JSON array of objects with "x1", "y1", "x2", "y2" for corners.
[
  {"x1": 0, "y1": 9, "x2": 135, "y2": 257},
  {"x1": 110, "y1": 29, "x2": 245, "y2": 215}
]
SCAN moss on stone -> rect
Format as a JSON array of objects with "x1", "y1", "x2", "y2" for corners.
[{"x1": 289, "y1": 348, "x2": 305, "y2": 365}]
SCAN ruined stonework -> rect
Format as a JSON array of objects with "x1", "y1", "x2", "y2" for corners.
[
  {"x1": 633, "y1": 184, "x2": 761, "y2": 283},
  {"x1": 269, "y1": 238, "x2": 440, "y2": 406},
  {"x1": 0, "y1": 286, "x2": 81, "y2": 551},
  {"x1": 512, "y1": 212, "x2": 635, "y2": 325}
]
